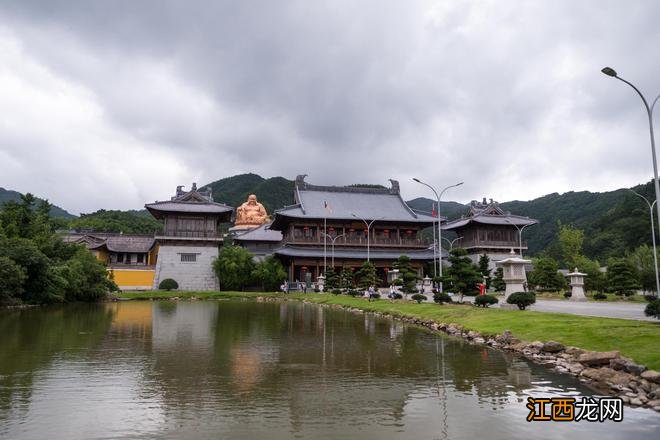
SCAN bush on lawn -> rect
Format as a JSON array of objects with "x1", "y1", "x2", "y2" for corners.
[
  {"x1": 433, "y1": 292, "x2": 452, "y2": 304},
  {"x1": 506, "y1": 292, "x2": 536, "y2": 310},
  {"x1": 474, "y1": 294, "x2": 498, "y2": 308},
  {"x1": 645, "y1": 298, "x2": 660, "y2": 319},
  {"x1": 159, "y1": 278, "x2": 178, "y2": 291},
  {"x1": 331, "y1": 289, "x2": 342, "y2": 295},
  {"x1": 593, "y1": 292, "x2": 607, "y2": 300},
  {"x1": 411, "y1": 293, "x2": 427, "y2": 303}
]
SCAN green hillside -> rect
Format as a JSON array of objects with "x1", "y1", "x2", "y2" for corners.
[
  {"x1": 203, "y1": 173, "x2": 295, "y2": 213},
  {"x1": 68, "y1": 209, "x2": 163, "y2": 234},
  {"x1": 0, "y1": 187, "x2": 74, "y2": 219}
]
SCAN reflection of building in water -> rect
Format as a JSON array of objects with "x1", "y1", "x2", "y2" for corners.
[
  {"x1": 107, "y1": 301, "x2": 153, "y2": 339},
  {"x1": 151, "y1": 302, "x2": 218, "y2": 350},
  {"x1": 507, "y1": 359, "x2": 533, "y2": 388}
]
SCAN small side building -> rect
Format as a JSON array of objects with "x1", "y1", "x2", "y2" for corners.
[
  {"x1": 146, "y1": 183, "x2": 233, "y2": 291},
  {"x1": 442, "y1": 198, "x2": 537, "y2": 269},
  {"x1": 63, "y1": 232, "x2": 158, "y2": 290}
]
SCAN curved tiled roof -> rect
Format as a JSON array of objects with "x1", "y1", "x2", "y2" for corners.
[
  {"x1": 232, "y1": 223, "x2": 283, "y2": 242},
  {"x1": 272, "y1": 176, "x2": 436, "y2": 227}
]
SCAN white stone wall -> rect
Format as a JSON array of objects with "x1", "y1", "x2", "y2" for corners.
[{"x1": 153, "y1": 245, "x2": 219, "y2": 291}]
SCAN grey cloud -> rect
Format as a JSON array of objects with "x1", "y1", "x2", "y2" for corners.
[{"x1": 0, "y1": 1, "x2": 659, "y2": 214}]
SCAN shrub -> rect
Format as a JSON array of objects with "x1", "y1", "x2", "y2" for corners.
[
  {"x1": 212, "y1": 246, "x2": 256, "y2": 291},
  {"x1": 593, "y1": 292, "x2": 607, "y2": 300},
  {"x1": 644, "y1": 294, "x2": 658, "y2": 302},
  {"x1": 370, "y1": 293, "x2": 381, "y2": 300},
  {"x1": 506, "y1": 292, "x2": 536, "y2": 310},
  {"x1": 331, "y1": 289, "x2": 342, "y2": 295},
  {"x1": 252, "y1": 256, "x2": 287, "y2": 291},
  {"x1": 314, "y1": 286, "x2": 320, "y2": 293},
  {"x1": 433, "y1": 292, "x2": 452, "y2": 304},
  {"x1": 159, "y1": 278, "x2": 178, "y2": 291},
  {"x1": 346, "y1": 289, "x2": 361, "y2": 297},
  {"x1": 474, "y1": 294, "x2": 498, "y2": 308},
  {"x1": 563, "y1": 290, "x2": 572, "y2": 299},
  {"x1": 645, "y1": 299, "x2": 660, "y2": 319},
  {"x1": 411, "y1": 293, "x2": 427, "y2": 303},
  {"x1": 392, "y1": 293, "x2": 403, "y2": 300}
]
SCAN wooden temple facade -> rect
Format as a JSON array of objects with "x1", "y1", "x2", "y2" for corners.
[
  {"x1": 270, "y1": 175, "x2": 438, "y2": 285},
  {"x1": 442, "y1": 198, "x2": 537, "y2": 268}
]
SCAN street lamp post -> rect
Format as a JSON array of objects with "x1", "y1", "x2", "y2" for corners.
[
  {"x1": 413, "y1": 179, "x2": 464, "y2": 293},
  {"x1": 320, "y1": 233, "x2": 346, "y2": 268},
  {"x1": 602, "y1": 66, "x2": 660, "y2": 266},
  {"x1": 351, "y1": 214, "x2": 384, "y2": 262},
  {"x1": 627, "y1": 188, "x2": 660, "y2": 296},
  {"x1": 503, "y1": 218, "x2": 532, "y2": 258},
  {"x1": 441, "y1": 236, "x2": 463, "y2": 251}
]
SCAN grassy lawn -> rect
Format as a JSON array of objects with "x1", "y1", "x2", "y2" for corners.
[{"x1": 117, "y1": 290, "x2": 660, "y2": 370}]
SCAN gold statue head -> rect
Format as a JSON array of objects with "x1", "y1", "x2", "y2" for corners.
[{"x1": 247, "y1": 194, "x2": 257, "y2": 204}]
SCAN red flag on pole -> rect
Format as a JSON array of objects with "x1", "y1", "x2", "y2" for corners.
[{"x1": 431, "y1": 202, "x2": 437, "y2": 218}]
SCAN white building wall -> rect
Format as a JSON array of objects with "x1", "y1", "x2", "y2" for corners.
[{"x1": 153, "y1": 244, "x2": 219, "y2": 291}]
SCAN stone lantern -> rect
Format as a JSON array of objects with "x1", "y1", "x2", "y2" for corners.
[
  {"x1": 422, "y1": 276, "x2": 432, "y2": 293},
  {"x1": 317, "y1": 274, "x2": 325, "y2": 292},
  {"x1": 566, "y1": 268, "x2": 587, "y2": 301},
  {"x1": 495, "y1": 250, "x2": 532, "y2": 299}
]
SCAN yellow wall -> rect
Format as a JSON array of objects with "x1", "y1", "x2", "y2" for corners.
[{"x1": 108, "y1": 268, "x2": 155, "y2": 290}]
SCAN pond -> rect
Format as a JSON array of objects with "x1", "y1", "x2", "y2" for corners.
[{"x1": 0, "y1": 300, "x2": 658, "y2": 439}]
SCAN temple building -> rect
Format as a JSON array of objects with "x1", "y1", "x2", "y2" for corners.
[
  {"x1": 270, "y1": 175, "x2": 438, "y2": 284},
  {"x1": 146, "y1": 183, "x2": 233, "y2": 291},
  {"x1": 442, "y1": 198, "x2": 537, "y2": 268},
  {"x1": 63, "y1": 232, "x2": 158, "y2": 290},
  {"x1": 232, "y1": 222, "x2": 283, "y2": 261}
]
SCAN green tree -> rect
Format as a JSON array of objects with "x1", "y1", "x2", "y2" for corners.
[
  {"x1": 442, "y1": 248, "x2": 481, "y2": 302},
  {"x1": 212, "y1": 245, "x2": 256, "y2": 291},
  {"x1": 627, "y1": 244, "x2": 658, "y2": 294},
  {"x1": 477, "y1": 254, "x2": 491, "y2": 288},
  {"x1": 393, "y1": 255, "x2": 418, "y2": 297},
  {"x1": 559, "y1": 223, "x2": 585, "y2": 268},
  {"x1": 491, "y1": 267, "x2": 505, "y2": 292},
  {"x1": 573, "y1": 255, "x2": 606, "y2": 293},
  {"x1": 252, "y1": 256, "x2": 287, "y2": 291},
  {"x1": 528, "y1": 257, "x2": 566, "y2": 291},
  {"x1": 606, "y1": 258, "x2": 640, "y2": 296},
  {"x1": 339, "y1": 268, "x2": 355, "y2": 290},
  {"x1": 62, "y1": 247, "x2": 117, "y2": 302},
  {"x1": 324, "y1": 268, "x2": 339, "y2": 290},
  {"x1": 356, "y1": 261, "x2": 379, "y2": 290},
  {"x1": 0, "y1": 256, "x2": 26, "y2": 304}
]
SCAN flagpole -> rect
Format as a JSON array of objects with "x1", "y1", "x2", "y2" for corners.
[
  {"x1": 323, "y1": 202, "x2": 327, "y2": 275},
  {"x1": 432, "y1": 202, "x2": 437, "y2": 278}
]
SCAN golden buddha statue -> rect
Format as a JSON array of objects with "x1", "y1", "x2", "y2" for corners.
[{"x1": 235, "y1": 194, "x2": 269, "y2": 228}]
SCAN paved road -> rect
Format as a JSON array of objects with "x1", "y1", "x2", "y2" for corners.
[
  {"x1": 447, "y1": 295, "x2": 654, "y2": 321},
  {"x1": 526, "y1": 299, "x2": 654, "y2": 321}
]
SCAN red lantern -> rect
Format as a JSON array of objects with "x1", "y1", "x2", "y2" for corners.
[
  {"x1": 329, "y1": 227, "x2": 335, "y2": 232},
  {"x1": 406, "y1": 229, "x2": 412, "y2": 235},
  {"x1": 301, "y1": 266, "x2": 308, "y2": 271},
  {"x1": 349, "y1": 228, "x2": 355, "y2": 232},
  {"x1": 384, "y1": 267, "x2": 389, "y2": 272},
  {"x1": 303, "y1": 226, "x2": 309, "y2": 231}
]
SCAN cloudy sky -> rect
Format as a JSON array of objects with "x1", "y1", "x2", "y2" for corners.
[{"x1": 1, "y1": 1, "x2": 659, "y2": 214}]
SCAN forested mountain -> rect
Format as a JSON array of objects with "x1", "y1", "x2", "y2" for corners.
[
  {"x1": 0, "y1": 187, "x2": 74, "y2": 218},
  {"x1": 411, "y1": 181, "x2": 657, "y2": 262},
  {"x1": 203, "y1": 173, "x2": 295, "y2": 213},
  {"x1": 68, "y1": 210, "x2": 163, "y2": 234}
]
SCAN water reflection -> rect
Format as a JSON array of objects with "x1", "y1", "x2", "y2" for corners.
[{"x1": 0, "y1": 301, "x2": 657, "y2": 439}]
